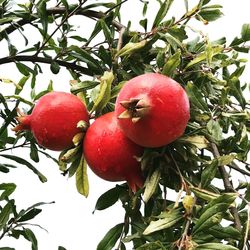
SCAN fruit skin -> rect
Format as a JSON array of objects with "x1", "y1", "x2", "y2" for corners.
[
  {"x1": 83, "y1": 112, "x2": 144, "y2": 192},
  {"x1": 13, "y1": 91, "x2": 89, "y2": 151},
  {"x1": 115, "y1": 73, "x2": 190, "y2": 148}
]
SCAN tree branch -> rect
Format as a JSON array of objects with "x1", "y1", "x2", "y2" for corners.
[
  {"x1": 210, "y1": 143, "x2": 242, "y2": 231},
  {"x1": 0, "y1": 8, "x2": 125, "y2": 40},
  {"x1": 229, "y1": 161, "x2": 250, "y2": 177},
  {"x1": 0, "y1": 55, "x2": 92, "y2": 76}
]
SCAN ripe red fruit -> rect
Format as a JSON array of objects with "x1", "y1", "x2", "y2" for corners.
[
  {"x1": 115, "y1": 73, "x2": 190, "y2": 148},
  {"x1": 83, "y1": 112, "x2": 144, "y2": 192},
  {"x1": 13, "y1": 91, "x2": 89, "y2": 151}
]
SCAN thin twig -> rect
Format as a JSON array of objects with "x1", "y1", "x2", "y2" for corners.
[
  {"x1": 229, "y1": 162, "x2": 250, "y2": 177},
  {"x1": 0, "y1": 8, "x2": 125, "y2": 40},
  {"x1": 0, "y1": 142, "x2": 30, "y2": 153},
  {"x1": 35, "y1": 1, "x2": 87, "y2": 56}
]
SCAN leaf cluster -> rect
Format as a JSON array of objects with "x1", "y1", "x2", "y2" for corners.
[{"x1": 0, "y1": 0, "x2": 250, "y2": 249}]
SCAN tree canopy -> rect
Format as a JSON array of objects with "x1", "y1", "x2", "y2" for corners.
[{"x1": 0, "y1": 0, "x2": 249, "y2": 249}]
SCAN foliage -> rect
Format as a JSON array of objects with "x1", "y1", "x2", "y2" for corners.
[{"x1": 0, "y1": 0, "x2": 250, "y2": 249}]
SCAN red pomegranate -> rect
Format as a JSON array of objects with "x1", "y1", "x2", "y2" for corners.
[
  {"x1": 83, "y1": 112, "x2": 144, "y2": 192},
  {"x1": 115, "y1": 73, "x2": 190, "y2": 148},
  {"x1": 13, "y1": 91, "x2": 89, "y2": 151}
]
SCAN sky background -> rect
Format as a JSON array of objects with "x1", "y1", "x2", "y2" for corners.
[{"x1": 0, "y1": 0, "x2": 250, "y2": 249}]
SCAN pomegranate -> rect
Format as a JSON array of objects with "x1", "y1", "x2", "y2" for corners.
[
  {"x1": 115, "y1": 73, "x2": 190, "y2": 148},
  {"x1": 83, "y1": 112, "x2": 144, "y2": 192},
  {"x1": 13, "y1": 91, "x2": 89, "y2": 151}
]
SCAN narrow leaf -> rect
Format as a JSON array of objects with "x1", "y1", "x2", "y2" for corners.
[
  {"x1": 0, "y1": 202, "x2": 12, "y2": 231},
  {"x1": 196, "y1": 243, "x2": 238, "y2": 250},
  {"x1": 75, "y1": 157, "x2": 89, "y2": 197},
  {"x1": 90, "y1": 71, "x2": 114, "y2": 114},
  {"x1": 162, "y1": 49, "x2": 181, "y2": 76},
  {"x1": 97, "y1": 223, "x2": 124, "y2": 250},
  {"x1": 17, "y1": 208, "x2": 42, "y2": 222},
  {"x1": 94, "y1": 187, "x2": 121, "y2": 211},
  {"x1": 241, "y1": 23, "x2": 250, "y2": 41},
  {"x1": 0, "y1": 154, "x2": 47, "y2": 183},
  {"x1": 186, "y1": 81, "x2": 209, "y2": 111},
  {"x1": 152, "y1": 0, "x2": 174, "y2": 28},
  {"x1": 0, "y1": 183, "x2": 16, "y2": 201},
  {"x1": 115, "y1": 40, "x2": 146, "y2": 58},
  {"x1": 143, "y1": 209, "x2": 182, "y2": 235},
  {"x1": 15, "y1": 75, "x2": 30, "y2": 95},
  {"x1": 24, "y1": 228, "x2": 38, "y2": 250},
  {"x1": 143, "y1": 168, "x2": 161, "y2": 203}
]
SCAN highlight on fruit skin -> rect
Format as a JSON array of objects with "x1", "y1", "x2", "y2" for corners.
[
  {"x1": 115, "y1": 73, "x2": 190, "y2": 148},
  {"x1": 83, "y1": 112, "x2": 144, "y2": 192},
  {"x1": 12, "y1": 91, "x2": 89, "y2": 151}
]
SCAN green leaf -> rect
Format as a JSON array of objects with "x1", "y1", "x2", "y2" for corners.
[
  {"x1": 162, "y1": 49, "x2": 181, "y2": 76},
  {"x1": 201, "y1": 160, "x2": 219, "y2": 188},
  {"x1": 196, "y1": 243, "x2": 238, "y2": 250},
  {"x1": 24, "y1": 228, "x2": 38, "y2": 250},
  {"x1": 60, "y1": 0, "x2": 69, "y2": 10},
  {"x1": 15, "y1": 75, "x2": 30, "y2": 95},
  {"x1": 186, "y1": 81, "x2": 209, "y2": 111},
  {"x1": 94, "y1": 186, "x2": 121, "y2": 211},
  {"x1": 75, "y1": 157, "x2": 89, "y2": 197},
  {"x1": 100, "y1": 19, "x2": 112, "y2": 44},
  {"x1": 0, "y1": 248, "x2": 15, "y2": 250},
  {"x1": 241, "y1": 23, "x2": 250, "y2": 41},
  {"x1": 185, "y1": 46, "x2": 223, "y2": 69},
  {"x1": 0, "y1": 202, "x2": 12, "y2": 231},
  {"x1": 193, "y1": 193, "x2": 237, "y2": 234},
  {"x1": 97, "y1": 223, "x2": 124, "y2": 250},
  {"x1": 0, "y1": 183, "x2": 16, "y2": 201},
  {"x1": 15, "y1": 62, "x2": 34, "y2": 76},
  {"x1": 50, "y1": 61, "x2": 60, "y2": 74},
  {"x1": 216, "y1": 154, "x2": 235, "y2": 166},
  {"x1": 152, "y1": 0, "x2": 174, "y2": 28},
  {"x1": 207, "y1": 119, "x2": 223, "y2": 141},
  {"x1": 208, "y1": 224, "x2": 241, "y2": 240},
  {"x1": 179, "y1": 135, "x2": 209, "y2": 149},
  {"x1": 228, "y1": 77, "x2": 246, "y2": 108},
  {"x1": 69, "y1": 46, "x2": 103, "y2": 74},
  {"x1": 0, "y1": 101, "x2": 19, "y2": 138},
  {"x1": 17, "y1": 208, "x2": 42, "y2": 222},
  {"x1": 143, "y1": 168, "x2": 161, "y2": 203},
  {"x1": 191, "y1": 187, "x2": 219, "y2": 201},
  {"x1": 90, "y1": 71, "x2": 114, "y2": 114},
  {"x1": 30, "y1": 143, "x2": 39, "y2": 163},
  {"x1": 58, "y1": 247, "x2": 67, "y2": 250},
  {"x1": 143, "y1": 209, "x2": 182, "y2": 235},
  {"x1": 0, "y1": 154, "x2": 47, "y2": 183},
  {"x1": 70, "y1": 81, "x2": 99, "y2": 94},
  {"x1": 115, "y1": 40, "x2": 147, "y2": 58},
  {"x1": 36, "y1": 0, "x2": 48, "y2": 37},
  {"x1": 198, "y1": 8, "x2": 223, "y2": 22}
]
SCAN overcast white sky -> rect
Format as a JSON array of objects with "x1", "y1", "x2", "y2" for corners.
[{"x1": 0, "y1": 0, "x2": 250, "y2": 250}]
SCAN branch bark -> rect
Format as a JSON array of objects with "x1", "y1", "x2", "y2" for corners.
[
  {"x1": 0, "y1": 55, "x2": 92, "y2": 76},
  {"x1": 210, "y1": 143, "x2": 242, "y2": 232}
]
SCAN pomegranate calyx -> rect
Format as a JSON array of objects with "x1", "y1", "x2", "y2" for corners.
[
  {"x1": 12, "y1": 108, "x2": 32, "y2": 133},
  {"x1": 118, "y1": 98, "x2": 150, "y2": 123}
]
